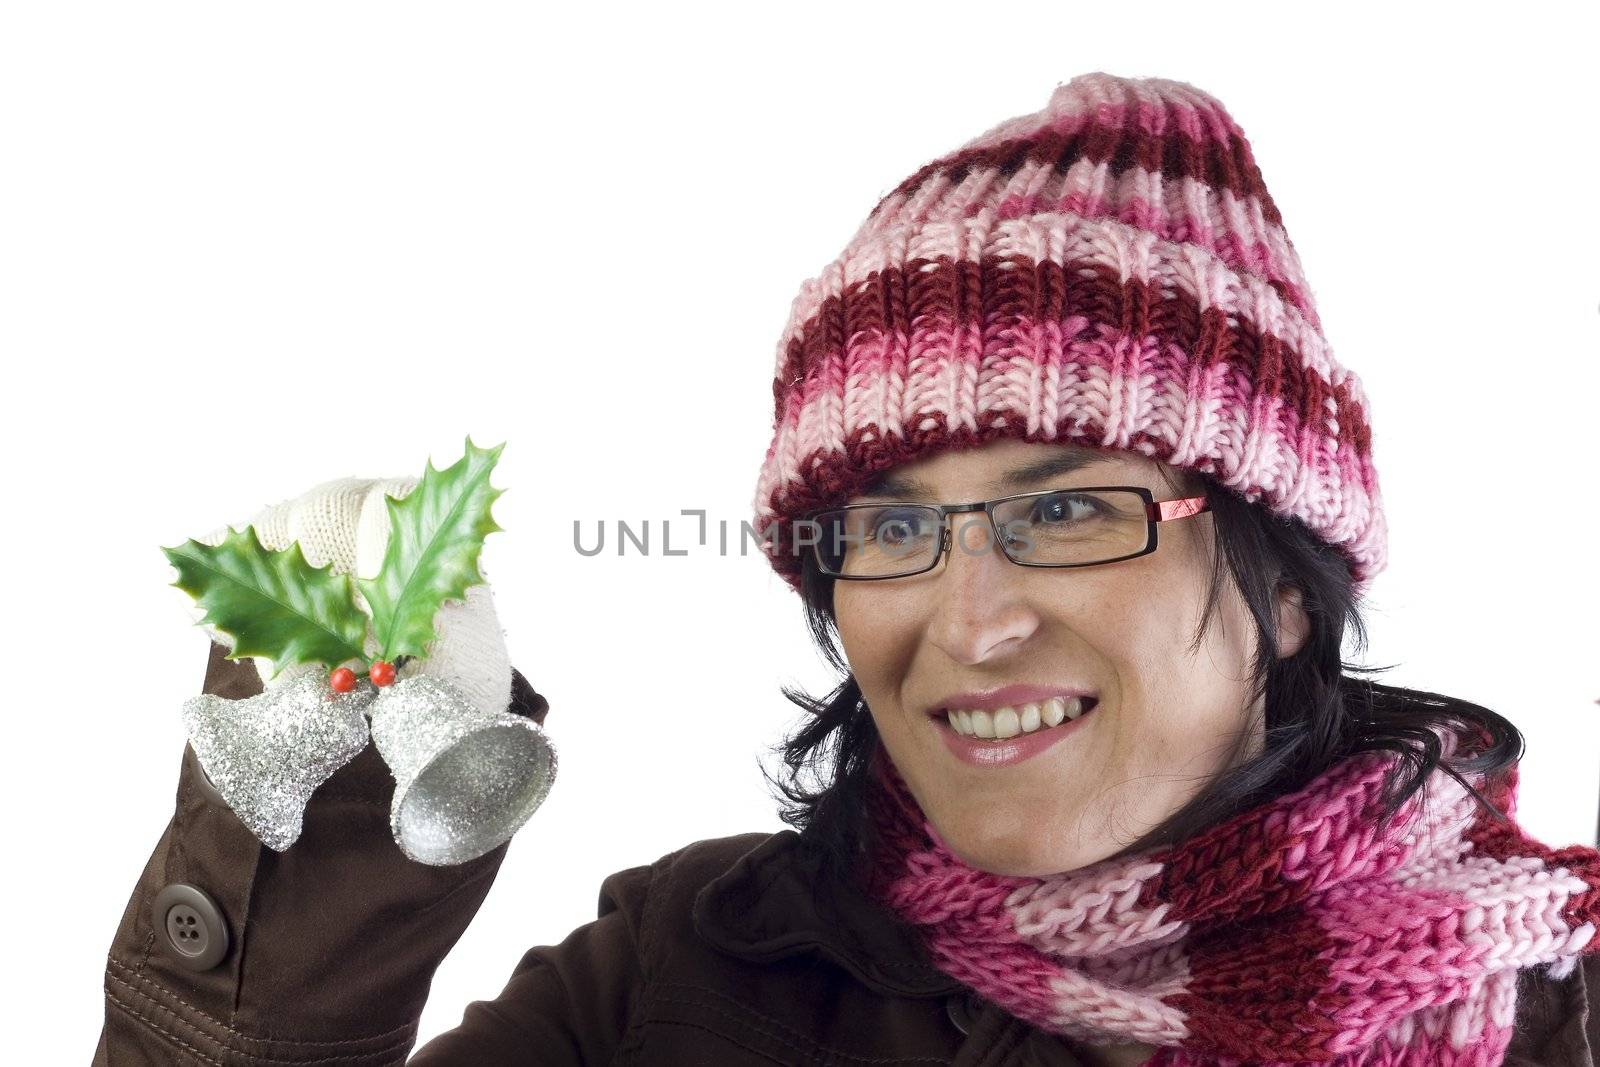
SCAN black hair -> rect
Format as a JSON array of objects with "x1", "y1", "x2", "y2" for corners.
[{"x1": 758, "y1": 461, "x2": 1524, "y2": 889}]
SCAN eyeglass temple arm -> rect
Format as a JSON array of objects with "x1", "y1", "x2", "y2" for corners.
[{"x1": 1151, "y1": 496, "x2": 1209, "y2": 522}]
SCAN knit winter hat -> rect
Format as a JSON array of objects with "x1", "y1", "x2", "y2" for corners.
[{"x1": 752, "y1": 72, "x2": 1385, "y2": 595}]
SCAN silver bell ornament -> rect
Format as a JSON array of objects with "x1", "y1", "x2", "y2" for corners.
[
  {"x1": 367, "y1": 672, "x2": 557, "y2": 866},
  {"x1": 180, "y1": 669, "x2": 376, "y2": 851}
]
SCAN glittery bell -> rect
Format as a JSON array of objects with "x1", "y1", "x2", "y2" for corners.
[
  {"x1": 180, "y1": 670, "x2": 376, "y2": 851},
  {"x1": 367, "y1": 673, "x2": 557, "y2": 866}
]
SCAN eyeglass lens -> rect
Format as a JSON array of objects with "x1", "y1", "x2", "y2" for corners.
[{"x1": 810, "y1": 489, "x2": 1150, "y2": 577}]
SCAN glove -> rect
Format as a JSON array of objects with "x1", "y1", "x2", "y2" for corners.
[
  {"x1": 192, "y1": 474, "x2": 514, "y2": 718},
  {"x1": 97, "y1": 472, "x2": 547, "y2": 1062}
]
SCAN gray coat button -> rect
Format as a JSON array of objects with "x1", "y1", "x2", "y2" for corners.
[{"x1": 152, "y1": 883, "x2": 229, "y2": 971}]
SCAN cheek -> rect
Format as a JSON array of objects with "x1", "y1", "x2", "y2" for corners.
[
  {"x1": 1065, "y1": 565, "x2": 1237, "y2": 712},
  {"x1": 833, "y1": 585, "x2": 867, "y2": 652},
  {"x1": 834, "y1": 587, "x2": 882, "y2": 675},
  {"x1": 835, "y1": 588, "x2": 918, "y2": 704},
  {"x1": 1097, "y1": 595, "x2": 1257, "y2": 765}
]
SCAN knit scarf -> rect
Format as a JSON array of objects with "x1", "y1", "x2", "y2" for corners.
[{"x1": 862, "y1": 726, "x2": 1600, "y2": 1065}]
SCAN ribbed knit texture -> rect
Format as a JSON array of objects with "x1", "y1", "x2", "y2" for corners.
[
  {"x1": 754, "y1": 72, "x2": 1385, "y2": 595},
  {"x1": 862, "y1": 731, "x2": 1600, "y2": 1065}
]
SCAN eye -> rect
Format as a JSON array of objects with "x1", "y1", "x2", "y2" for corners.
[
  {"x1": 1029, "y1": 492, "x2": 1106, "y2": 525},
  {"x1": 870, "y1": 507, "x2": 935, "y2": 546}
]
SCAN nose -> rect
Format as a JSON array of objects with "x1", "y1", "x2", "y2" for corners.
[{"x1": 923, "y1": 514, "x2": 1042, "y2": 666}]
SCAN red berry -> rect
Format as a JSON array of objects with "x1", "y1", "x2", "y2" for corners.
[
  {"x1": 328, "y1": 666, "x2": 357, "y2": 693},
  {"x1": 369, "y1": 660, "x2": 397, "y2": 687}
]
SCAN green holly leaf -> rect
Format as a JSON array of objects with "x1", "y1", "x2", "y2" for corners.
[
  {"x1": 162, "y1": 524, "x2": 371, "y2": 674},
  {"x1": 357, "y1": 436, "x2": 506, "y2": 662}
]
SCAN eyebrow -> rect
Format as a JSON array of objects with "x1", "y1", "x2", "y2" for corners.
[{"x1": 860, "y1": 447, "x2": 1111, "y2": 500}]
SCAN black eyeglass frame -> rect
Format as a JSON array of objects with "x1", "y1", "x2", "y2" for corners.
[{"x1": 802, "y1": 485, "x2": 1212, "y2": 581}]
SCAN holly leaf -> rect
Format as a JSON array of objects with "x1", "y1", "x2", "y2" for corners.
[
  {"x1": 357, "y1": 436, "x2": 506, "y2": 662},
  {"x1": 162, "y1": 524, "x2": 370, "y2": 674}
]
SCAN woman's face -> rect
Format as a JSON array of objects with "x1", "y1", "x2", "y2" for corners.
[{"x1": 833, "y1": 439, "x2": 1308, "y2": 877}]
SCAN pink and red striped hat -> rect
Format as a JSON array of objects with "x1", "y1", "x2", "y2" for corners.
[{"x1": 752, "y1": 72, "x2": 1386, "y2": 595}]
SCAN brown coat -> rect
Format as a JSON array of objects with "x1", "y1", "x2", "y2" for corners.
[{"x1": 96, "y1": 642, "x2": 1599, "y2": 1065}]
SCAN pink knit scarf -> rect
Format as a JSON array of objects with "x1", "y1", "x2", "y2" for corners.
[{"x1": 862, "y1": 728, "x2": 1600, "y2": 1065}]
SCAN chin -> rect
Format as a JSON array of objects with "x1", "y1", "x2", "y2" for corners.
[{"x1": 936, "y1": 810, "x2": 1098, "y2": 878}]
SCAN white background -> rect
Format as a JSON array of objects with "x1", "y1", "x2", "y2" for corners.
[{"x1": 3, "y1": 1, "x2": 1597, "y2": 1056}]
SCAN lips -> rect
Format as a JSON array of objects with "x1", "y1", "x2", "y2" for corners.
[{"x1": 933, "y1": 696, "x2": 1098, "y2": 767}]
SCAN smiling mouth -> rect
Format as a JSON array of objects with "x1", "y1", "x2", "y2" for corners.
[{"x1": 938, "y1": 696, "x2": 1098, "y2": 740}]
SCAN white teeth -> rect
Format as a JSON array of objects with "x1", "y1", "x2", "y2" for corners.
[
  {"x1": 1019, "y1": 703, "x2": 1041, "y2": 732},
  {"x1": 945, "y1": 697, "x2": 1093, "y2": 740},
  {"x1": 993, "y1": 707, "x2": 1020, "y2": 738}
]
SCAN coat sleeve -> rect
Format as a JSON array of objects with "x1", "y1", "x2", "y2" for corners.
[
  {"x1": 93, "y1": 640, "x2": 550, "y2": 1066},
  {"x1": 1504, "y1": 955, "x2": 1600, "y2": 1066},
  {"x1": 407, "y1": 860, "x2": 653, "y2": 1064}
]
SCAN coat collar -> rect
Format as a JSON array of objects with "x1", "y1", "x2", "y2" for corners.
[{"x1": 691, "y1": 830, "x2": 966, "y2": 999}]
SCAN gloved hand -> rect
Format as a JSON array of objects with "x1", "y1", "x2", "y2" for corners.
[
  {"x1": 97, "y1": 473, "x2": 548, "y2": 1064},
  {"x1": 192, "y1": 474, "x2": 514, "y2": 718}
]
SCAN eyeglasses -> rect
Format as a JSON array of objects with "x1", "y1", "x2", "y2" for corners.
[{"x1": 801, "y1": 486, "x2": 1210, "y2": 580}]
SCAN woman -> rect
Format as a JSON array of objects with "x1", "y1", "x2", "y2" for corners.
[{"x1": 97, "y1": 72, "x2": 1600, "y2": 1065}]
